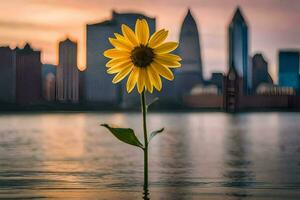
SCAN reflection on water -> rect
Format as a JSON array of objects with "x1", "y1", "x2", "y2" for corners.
[
  {"x1": 143, "y1": 187, "x2": 149, "y2": 200},
  {"x1": 223, "y1": 116, "x2": 254, "y2": 199},
  {"x1": 0, "y1": 112, "x2": 300, "y2": 199}
]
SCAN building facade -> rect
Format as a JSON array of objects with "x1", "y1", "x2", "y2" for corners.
[
  {"x1": 252, "y1": 53, "x2": 273, "y2": 91},
  {"x1": 223, "y1": 64, "x2": 243, "y2": 113},
  {"x1": 0, "y1": 47, "x2": 16, "y2": 104},
  {"x1": 175, "y1": 9, "x2": 203, "y2": 100},
  {"x1": 278, "y1": 50, "x2": 300, "y2": 91},
  {"x1": 15, "y1": 44, "x2": 42, "y2": 105},
  {"x1": 56, "y1": 38, "x2": 79, "y2": 103},
  {"x1": 228, "y1": 7, "x2": 250, "y2": 92}
]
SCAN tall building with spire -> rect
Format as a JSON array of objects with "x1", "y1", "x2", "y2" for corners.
[
  {"x1": 56, "y1": 38, "x2": 79, "y2": 103},
  {"x1": 223, "y1": 63, "x2": 243, "y2": 113},
  {"x1": 228, "y1": 7, "x2": 250, "y2": 92},
  {"x1": 175, "y1": 9, "x2": 203, "y2": 100}
]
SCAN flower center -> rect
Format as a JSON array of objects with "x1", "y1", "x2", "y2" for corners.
[{"x1": 130, "y1": 45, "x2": 154, "y2": 68}]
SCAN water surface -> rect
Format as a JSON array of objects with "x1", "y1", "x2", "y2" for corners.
[{"x1": 0, "y1": 112, "x2": 300, "y2": 199}]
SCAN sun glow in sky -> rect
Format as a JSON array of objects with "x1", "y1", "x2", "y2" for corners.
[{"x1": 0, "y1": 0, "x2": 299, "y2": 81}]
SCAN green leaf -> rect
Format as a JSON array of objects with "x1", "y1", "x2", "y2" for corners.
[
  {"x1": 101, "y1": 124, "x2": 144, "y2": 149},
  {"x1": 149, "y1": 128, "x2": 164, "y2": 143}
]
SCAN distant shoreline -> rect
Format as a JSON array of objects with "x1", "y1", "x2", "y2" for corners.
[{"x1": 0, "y1": 104, "x2": 300, "y2": 113}]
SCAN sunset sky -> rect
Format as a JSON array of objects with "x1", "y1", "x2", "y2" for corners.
[{"x1": 0, "y1": 0, "x2": 299, "y2": 81}]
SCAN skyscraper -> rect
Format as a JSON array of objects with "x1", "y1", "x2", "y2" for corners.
[
  {"x1": 228, "y1": 7, "x2": 250, "y2": 92},
  {"x1": 0, "y1": 47, "x2": 16, "y2": 104},
  {"x1": 278, "y1": 50, "x2": 300, "y2": 90},
  {"x1": 252, "y1": 53, "x2": 273, "y2": 91},
  {"x1": 85, "y1": 19, "x2": 117, "y2": 105},
  {"x1": 56, "y1": 38, "x2": 79, "y2": 103},
  {"x1": 85, "y1": 11, "x2": 155, "y2": 106},
  {"x1": 15, "y1": 44, "x2": 42, "y2": 105},
  {"x1": 175, "y1": 9, "x2": 203, "y2": 99}
]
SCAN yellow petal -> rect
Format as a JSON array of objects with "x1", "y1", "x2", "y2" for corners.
[
  {"x1": 109, "y1": 37, "x2": 133, "y2": 52},
  {"x1": 152, "y1": 61, "x2": 174, "y2": 81},
  {"x1": 148, "y1": 65, "x2": 162, "y2": 91},
  {"x1": 148, "y1": 29, "x2": 168, "y2": 48},
  {"x1": 135, "y1": 19, "x2": 149, "y2": 45},
  {"x1": 103, "y1": 48, "x2": 130, "y2": 59},
  {"x1": 156, "y1": 53, "x2": 181, "y2": 61},
  {"x1": 126, "y1": 67, "x2": 139, "y2": 93},
  {"x1": 137, "y1": 68, "x2": 145, "y2": 93},
  {"x1": 107, "y1": 61, "x2": 132, "y2": 74},
  {"x1": 114, "y1": 33, "x2": 126, "y2": 40},
  {"x1": 154, "y1": 54, "x2": 181, "y2": 68},
  {"x1": 135, "y1": 19, "x2": 142, "y2": 44},
  {"x1": 106, "y1": 57, "x2": 131, "y2": 68},
  {"x1": 154, "y1": 42, "x2": 178, "y2": 54},
  {"x1": 112, "y1": 65, "x2": 133, "y2": 83},
  {"x1": 122, "y1": 24, "x2": 139, "y2": 46},
  {"x1": 143, "y1": 68, "x2": 153, "y2": 93}
]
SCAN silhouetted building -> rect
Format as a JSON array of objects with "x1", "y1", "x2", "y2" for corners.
[
  {"x1": 85, "y1": 19, "x2": 117, "y2": 105},
  {"x1": 176, "y1": 9, "x2": 203, "y2": 100},
  {"x1": 278, "y1": 50, "x2": 300, "y2": 91},
  {"x1": 0, "y1": 47, "x2": 16, "y2": 104},
  {"x1": 56, "y1": 38, "x2": 79, "y2": 103},
  {"x1": 223, "y1": 64, "x2": 243, "y2": 113},
  {"x1": 85, "y1": 11, "x2": 155, "y2": 107},
  {"x1": 15, "y1": 44, "x2": 42, "y2": 105},
  {"x1": 228, "y1": 7, "x2": 250, "y2": 92},
  {"x1": 42, "y1": 64, "x2": 56, "y2": 101},
  {"x1": 209, "y1": 72, "x2": 224, "y2": 93},
  {"x1": 252, "y1": 53, "x2": 273, "y2": 91}
]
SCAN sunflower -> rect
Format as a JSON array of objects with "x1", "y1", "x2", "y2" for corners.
[{"x1": 103, "y1": 19, "x2": 181, "y2": 94}]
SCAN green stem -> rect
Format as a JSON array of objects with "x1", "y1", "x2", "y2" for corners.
[{"x1": 141, "y1": 91, "x2": 148, "y2": 191}]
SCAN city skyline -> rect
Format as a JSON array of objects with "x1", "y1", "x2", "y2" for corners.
[
  {"x1": 0, "y1": 2, "x2": 300, "y2": 110},
  {"x1": 0, "y1": 0, "x2": 299, "y2": 82}
]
